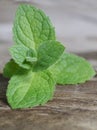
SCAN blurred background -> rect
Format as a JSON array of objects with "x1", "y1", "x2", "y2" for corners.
[{"x1": 0, "y1": 0, "x2": 97, "y2": 72}]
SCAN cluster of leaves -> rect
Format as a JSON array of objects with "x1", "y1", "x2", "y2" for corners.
[{"x1": 3, "y1": 4, "x2": 95, "y2": 109}]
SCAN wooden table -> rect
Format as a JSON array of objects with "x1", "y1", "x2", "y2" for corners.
[{"x1": 0, "y1": 70, "x2": 97, "y2": 130}]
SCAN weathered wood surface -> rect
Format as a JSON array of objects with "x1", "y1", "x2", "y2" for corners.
[{"x1": 0, "y1": 73, "x2": 97, "y2": 130}]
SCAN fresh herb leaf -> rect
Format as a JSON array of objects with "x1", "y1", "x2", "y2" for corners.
[
  {"x1": 49, "y1": 53, "x2": 95, "y2": 84},
  {"x1": 7, "y1": 69, "x2": 55, "y2": 109},
  {"x1": 3, "y1": 59, "x2": 20, "y2": 78},
  {"x1": 34, "y1": 40, "x2": 65, "y2": 71},
  {"x1": 13, "y1": 4, "x2": 56, "y2": 49},
  {"x1": 26, "y1": 57, "x2": 37, "y2": 63},
  {"x1": 26, "y1": 48, "x2": 37, "y2": 63},
  {"x1": 10, "y1": 44, "x2": 31, "y2": 69}
]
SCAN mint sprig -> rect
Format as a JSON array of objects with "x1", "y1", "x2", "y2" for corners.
[{"x1": 3, "y1": 4, "x2": 95, "y2": 109}]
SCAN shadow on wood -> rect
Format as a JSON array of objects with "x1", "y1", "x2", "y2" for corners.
[{"x1": 0, "y1": 74, "x2": 9, "y2": 106}]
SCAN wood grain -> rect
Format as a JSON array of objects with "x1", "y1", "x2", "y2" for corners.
[{"x1": 0, "y1": 74, "x2": 97, "y2": 130}]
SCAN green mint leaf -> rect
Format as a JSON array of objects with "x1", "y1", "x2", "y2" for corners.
[
  {"x1": 26, "y1": 48, "x2": 37, "y2": 63},
  {"x1": 7, "y1": 69, "x2": 55, "y2": 109},
  {"x1": 26, "y1": 57, "x2": 37, "y2": 63},
  {"x1": 13, "y1": 4, "x2": 56, "y2": 49},
  {"x1": 10, "y1": 44, "x2": 32, "y2": 69},
  {"x1": 34, "y1": 40, "x2": 65, "y2": 71},
  {"x1": 3, "y1": 59, "x2": 20, "y2": 78},
  {"x1": 26, "y1": 48, "x2": 37, "y2": 58},
  {"x1": 49, "y1": 53, "x2": 95, "y2": 84}
]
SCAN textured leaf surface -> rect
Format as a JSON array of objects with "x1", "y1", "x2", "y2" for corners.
[
  {"x1": 26, "y1": 48, "x2": 37, "y2": 63},
  {"x1": 34, "y1": 40, "x2": 65, "y2": 71},
  {"x1": 10, "y1": 44, "x2": 31, "y2": 69},
  {"x1": 49, "y1": 53, "x2": 95, "y2": 84},
  {"x1": 13, "y1": 4, "x2": 55, "y2": 49},
  {"x1": 7, "y1": 69, "x2": 55, "y2": 109},
  {"x1": 3, "y1": 59, "x2": 20, "y2": 78}
]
